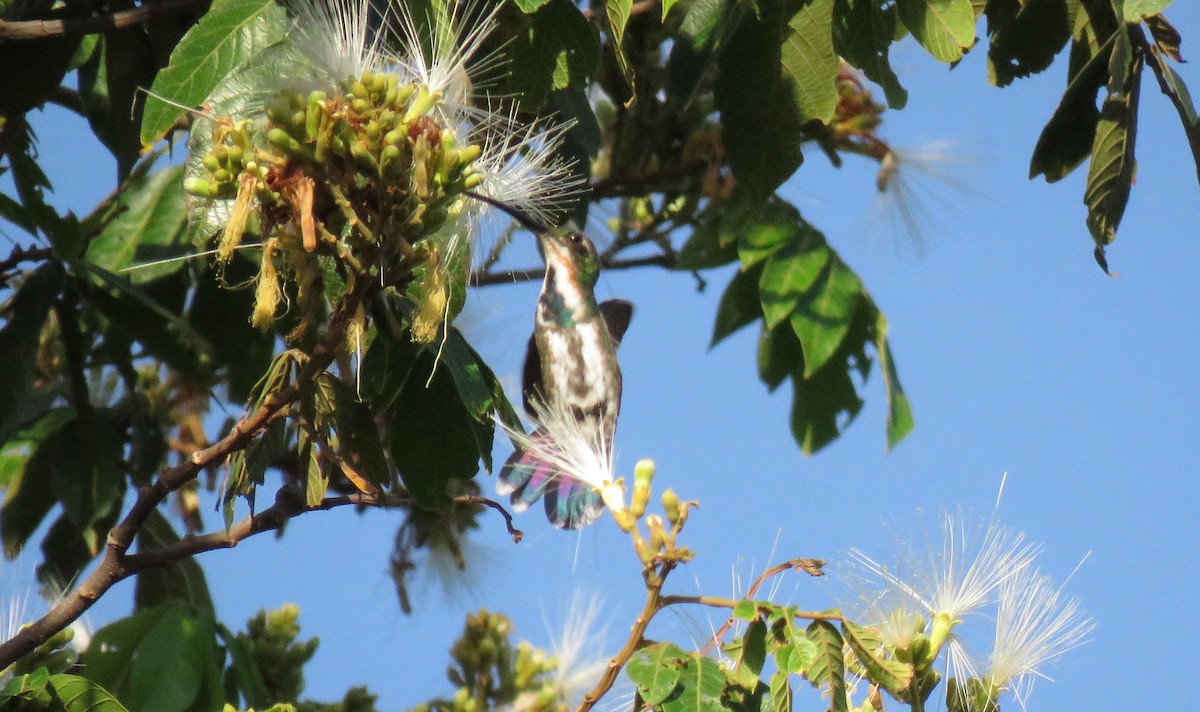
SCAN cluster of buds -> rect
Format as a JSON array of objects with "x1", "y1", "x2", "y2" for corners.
[
  {"x1": 830, "y1": 65, "x2": 887, "y2": 151},
  {"x1": 612, "y1": 460, "x2": 696, "y2": 572},
  {"x1": 183, "y1": 64, "x2": 491, "y2": 335},
  {"x1": 410, "y1": 609, "x2": 564, "y2": 712}
]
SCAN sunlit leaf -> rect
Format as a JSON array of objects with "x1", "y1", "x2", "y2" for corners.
[
  {"x1": 842, "y1": 619, "x2": 914, "y2": 698},
  {"x1": 607, "y1": 0, "x2": 637, "y2": 97},
  {"x1": 48, "y1": 674, "x2": 132, "y2": 712},
  {"x1": 661, "y1": 654, "x2": 725, "y2": 712},
  {"x1": 783, "y1": 0, "x2": 839, "y2": 124},
  {"x1": 627, "y1": 643, "x2": 688, "y2": 705},
  {"x1": 804, "y1": 620, "x2": 849, "y2": 712},
  {"x1": 896, "y1": 0, "x2": 977, "y2": 62},
  {"x1": 1084, "y1": 54, "x2": 1142, "y2": 271},
  {"x1": 85, "y1": 166, "x2": 189, "y2": 284},
  {"x1": 140, "y1": 0, "x2": 290, "y2": 146}
]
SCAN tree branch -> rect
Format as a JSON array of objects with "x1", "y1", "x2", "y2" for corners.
[
  {"x1": 471, "y1": 253, "x2": 674, "y2": 287},
  {"x1": 576, "y1": 562, "x2": 674, "y2": 712},
  {"x1": 0, "y1": 0, "x2": 209, "y2": 41},
  {"x1": 0, "y1": 279, "x2": 372, "y2": 670},
  {"x1": 123, "y1": 492, "x2": 521, "y2": 571}
]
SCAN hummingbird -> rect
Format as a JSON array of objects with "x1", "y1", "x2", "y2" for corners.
[{"x1": 497, "y1": 228, "x2": 633, "y2": 529}]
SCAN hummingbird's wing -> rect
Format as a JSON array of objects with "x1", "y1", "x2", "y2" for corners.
[
  {"x1": 598, "y1": 299, "x2": 634, "y2": 346},
  {"x1": 519, "y1": 298, "x2": 634, "y2": 416}
]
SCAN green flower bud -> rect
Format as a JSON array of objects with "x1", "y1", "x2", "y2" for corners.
[
  {"x1": 352, "y1": 98, "x2": 371, "y2": 114},
  {"x1": 267, "y1": 127, "x2": 304, "y2": 155},
  {"x1": 463, "y1": 172, "x2": 484, "y2": 189},
  {"x1": 202, "y1": 153, "x2": 221, "y2": 172},
  {"x1": 662, "y1": 489, "x2": 680, "y2": 525},
  {"x1": 351, "y1": 79, "x2": 370, "y2": 100},
  {"x1": 403, "y1": 86, "x2": 437, "y2": 123},
  {"x1": 212, "y1": 168, "x2": 231, "y2": 183},
  {"x1": 226, "y1": 143, "x2": 244, "y2": 164},
  {"x1": 183, "y1": 177, "x2": 214, "y2": 197},
  {"x1": 394, "y1": 83, "x2": 415, "y2": 108}
]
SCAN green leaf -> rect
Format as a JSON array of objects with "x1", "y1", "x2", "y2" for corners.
[
  {"x1": 734, "y1": 599, "x2": 760, "y2": 621},
  {"x1": 767, "y1": 669, "x2": 791, "y2": 712},
  {"x1": 0, "y1": 32, "x2": 80, "y2": 117},
  {"x1": 896, "y1": 0, "x2": 977, "y2": 62},
  {"x1": 732, "y1": 618, "x2": 769, "y2": 689},
  {"x1": 507, "y1": 0, "x2": 601, "y2": 108},
  {"x1": 627, "y1": 643, "x2": 688, "y2": 705},
  {"x1": 73, "y1": 269, "x2": 215, "y2": 383},
  {"x1": 0, "y1": 263, "x2": 64, "y2": 448},
  {"x1": 717, "y1": 0, "x2": 815, "y2": 202},
  {"x1": 513, "y1": 0, "x2": 554, "y2": 12},
  {"x1": 666, "y1": 0, "x2": 731, "y2": 103},
  {"x1": 1029, "y1": 23, "x2": 1116, "y2": 181},
  {"x1": 607, "y1": 0, "x2": 637, "y2": 97},
  {"x1": 217, "y1": 624, "x2": 271, "y2": 709},
  {"x1": 788, "y1": 306, "x2": 869, "y2": 455},
  {"x1": 47, "y1": 674, "x2": 132, "y2": 712},
  {"x1": 786, "y1": 253, "x2": 863, "y2": 378},
  {"x1": 676, "y1": 220, "x2": 740, "y2": 271},
  {"x1": 134, "y1": 510, "x2": 216, "y2": 615},
  {"x1": 224, "y1": 417, "x2": 290, "y2": 527},
  {"x1": 314, "y1": 374, "x2": 392, "y2": 489},
  {"x1": 361, "y1": 325, "x2": 422, "y2": 412},
  {"x1": 1124, "y1": 0, "x2": 1172, "y2": 22},
  {"x1": 841, "y1": 620, "x2": 914, "y2": 698},
  {"x1": 711, "y1": 264, "x2": 765, "y2": 347},
  {"x1": 783, "y1": 0, "x2": 840, "y2": 124},
  {"x1": 0, "y1": 411, "x2": 66, "y2": 558},
  {"x1": 757, "y1": 322, "x2": 803, "y2": 392},
  {"x1": 804, "y1": 620, "x2": 849, "y2": 712},
  {"x1": 47, "y1": 415, "x2": 126, "y2": 553},
  {"x1": 661, "y1": 654, "x2": 725, "y2": 712},
  {"x1": 832, "y1": 0, "x2": 908, "y2": 108},
  {"x1": 1084, "y1": 53, "x2": 1141, "y2": 271},
  {"x1": 876, "y1": 314, "x2": 915, "y2": 449},
  {"x1": 85, "y1": 166, "x2": 190, "y2": 284},
  {"x1": 388, "y1": 350, "x2": 486, "y2": 509},
  {"x1": 187, "y1": 262, "x2": 276, "y2": 403},
  {"x1": 1, "y1": 668, "x2": 54, "y2": 704},
  {"x1": 140, "y1": 0, "x2": 291, "y2": 146},
  {"x1": 985, "y1": 0, "x2": 1072, "y2": 87},
  {"x1": 77, "y1": 27, "x2": 156, "y2": 176},
  {"x1": 772, "y1": 622, "x2": 817, "y2": 675}
]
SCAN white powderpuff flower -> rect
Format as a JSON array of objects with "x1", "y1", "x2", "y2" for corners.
[
  {"x1": 870, "y1": 141, "x2": 978, "y2": 252},
  {"x1": 844, "y1": 507, "x2": 1041, "y2": 682},
  {"x1": 985, "y1": 565, "x2": 1094, "y2": 709},
  {"x1": 471, "y1": 115, "x2": 587, "y2": 229},
  {"x1": 288, "y1": 0, "x2": 390, "y2": 82}
]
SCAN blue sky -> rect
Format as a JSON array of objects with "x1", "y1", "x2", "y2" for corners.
[{"x1": 5, "y1": 7, "x2": 1200, "y2": 710}]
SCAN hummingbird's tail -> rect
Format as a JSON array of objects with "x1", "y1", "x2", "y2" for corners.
[{"x1": 497, "y1": 429, "x2": 604, "y2": 529}]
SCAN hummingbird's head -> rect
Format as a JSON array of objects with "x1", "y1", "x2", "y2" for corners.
[{"x1": 537, "y1": 228, "x2": 601, "y2": 288}]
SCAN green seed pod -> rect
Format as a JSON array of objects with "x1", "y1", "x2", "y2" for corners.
[
  {"x1": 457, "y1": 143, "x2": 481, "y2": 165},
  {"x1": 350, "y1": 141, "x2": 378, "y2": 174},
  {"x1": 365, "y1": 121, "x2": 382, "y2": 146},
  {"x1": 384, "y1": 128, "x2": 405, "y2": 147},
  {"x1": 184, "y1": 177, "x2": 213, "y2": 197},
  {"x1": 305, "y1": 92, "x2": 325, "y2": 141},
  {"x1": 403, "y1": 86, "x2": 436, "y2": 123},
  {"x1": 267, "y1": 127, "x2": 304, "y2": 155},
  {"x1": 370, "y1": 71, "x2": 388, "y2": 95},
  {"x1": 380, "y1": 143, "x2": 401, "y2": 168},
  {"x1": 394, "y1": 83, "x2": 415, "y2": 108},
  {"x1": 202, "y1": 154, "x2": 221, "y2": 172}
]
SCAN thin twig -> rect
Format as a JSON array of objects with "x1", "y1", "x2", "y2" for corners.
[
  {"x1": 0, "y1": 0, "x2": 208, "y2": 41},
  {"x1": 0, "y1": 245, "x2": 53, "y2": 278},
  {"x1": 686, "y1": 558, "x2": 826, "y2": 657},
  {"x1": 457, "y1": 495, "x2": 524, "y2": 542}
]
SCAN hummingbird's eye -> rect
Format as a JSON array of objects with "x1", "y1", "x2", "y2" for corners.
[{"x1": 568, "y1": 232, "x2": 583, "y2": 245}]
